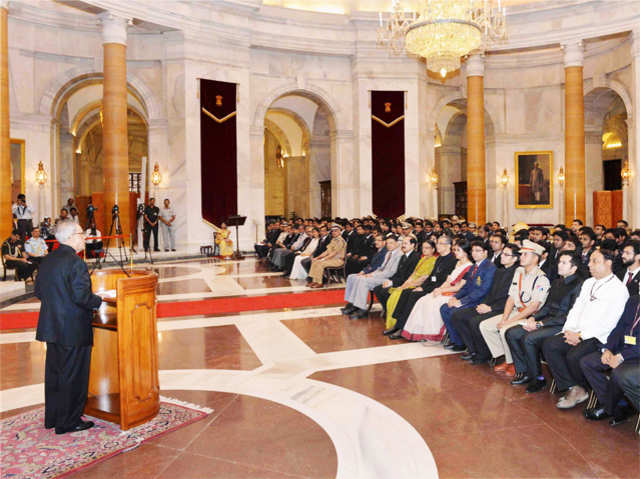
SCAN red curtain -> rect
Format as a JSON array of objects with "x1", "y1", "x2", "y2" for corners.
[
  {"x1": 200, "y1": 79, "x2": 238, "y2": 226},
  {"x1": 371, "y1": 91, "x2": 405, "y2": 218}
]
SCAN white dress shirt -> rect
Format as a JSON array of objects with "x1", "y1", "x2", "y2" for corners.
[
  {"x1": 12, "y1": 203, "x2": 34, "y2": 220},
  {"x1": 562, "y1": 273, "x2": 629, "y2": 343}
]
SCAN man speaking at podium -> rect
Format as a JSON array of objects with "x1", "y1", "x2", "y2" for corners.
[{"x1": 35, "y1": 219, "x2": 103, "y2": 434}]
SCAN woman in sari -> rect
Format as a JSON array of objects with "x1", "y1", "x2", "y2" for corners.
[
  {"x1": 212, "y1": 222, "x2": 233, "y2": 258},
  {"x1": 289, "y1": 227, "x2": 320, "y2": 280},
  {"x1": 384, "y1": 240, "x2": 436, "y2": 330},
  {"x1": 399, "y1": 240, "x2": 473, "y2": 342}
]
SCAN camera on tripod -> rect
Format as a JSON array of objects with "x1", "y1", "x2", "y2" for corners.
[{"x1": 112, "y1": 204, "x2": 120, "y2": 216}]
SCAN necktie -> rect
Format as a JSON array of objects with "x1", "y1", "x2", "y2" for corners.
[
  {"x1": 627, "y1": 272, "x2": 634, "y2": 285},
  {"x1": 381, "y1": 251, "x2": 391, "y2": 270},
  {"x1": 472, "y1": 264, "x2": 478, "y2": 277}
]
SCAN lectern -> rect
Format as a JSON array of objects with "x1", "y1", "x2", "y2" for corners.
[{"x1": 86, "y1": 270, "x2": 159, "y2": 430}]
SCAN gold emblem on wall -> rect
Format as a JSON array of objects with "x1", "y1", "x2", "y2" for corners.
[
  {"x1": 384, "y1": 102, "x2": 392, "y2": 113},
  {"x1": 216, "y1": 95, "x2": 223, "y2": 106},
  {"x1": 202, "y1": 107, "x2": 237, "y2": 124}
]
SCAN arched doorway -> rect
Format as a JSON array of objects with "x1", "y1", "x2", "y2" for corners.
[
  {"x1": 263, "y1": 91, "x2": 335, "y2": 220},
  {"x1": 584, "y1": 87, "x2": 629, "y2": 225}
]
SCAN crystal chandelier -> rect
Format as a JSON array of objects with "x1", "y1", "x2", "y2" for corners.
[{"x1": 377, "y1": 0, "x2": 507, "y2": 77}]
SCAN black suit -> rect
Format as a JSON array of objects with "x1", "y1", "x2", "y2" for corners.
[
  {"x1": 301, "y1": 234, "x2": 331, "y2": 273},
  {"x1": 35, "y1": 244, "x2": 102, "y2": 430},
  {"x1": 450, "y1": 263, "x2": 518, "y2": 357},
  {"x1": 373, "y1": 250, "x2": 421, "y2": 311},
  {"x1": 391, "y1": 252, "x2": 457, "y2": 331},
  {"x1": 616, "y1": 267, "x2": 640, "y2": 297}
]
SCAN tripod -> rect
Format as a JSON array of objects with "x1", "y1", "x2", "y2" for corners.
[{"x1": 101, "y1": 206, "x2": 129, "y2": 269}]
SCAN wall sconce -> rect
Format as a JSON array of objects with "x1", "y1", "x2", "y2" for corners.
[
  {"x1": 151, "y1": 162, "x2": 162, "y2": 186},
  {"x1": 621, "y1": 160, "x2": 632, "y2": 186},
  {"x1": 499, "y1": 169, "x2": 509, "y2": 188},
  {"x1": 428, "y1": 169, "x2": 439, "y2": 187},
  {"x1": 557, "y1": 167, "x2": 565, "y2": 186},
  {"x1": 35, "y1": 161, "x2": 47, "y2": 186}
]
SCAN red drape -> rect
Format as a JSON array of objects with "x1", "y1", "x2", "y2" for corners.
[
  {"x1": 371, "y1": 91, "x2": 405, "y2": 219},
  {"x1": 200, "y1": 79, "x2": 238, "y2": 226}
]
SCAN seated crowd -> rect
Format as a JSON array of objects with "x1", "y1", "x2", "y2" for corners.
[{"x1": 255, "y1": 216, "x2": 640, "y2": 428}]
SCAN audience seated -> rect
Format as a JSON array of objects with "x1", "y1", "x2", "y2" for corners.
[
  {"x1": 505, "y1": 251, "x2": 584, "y2": 391},
  {"x1": 452, "y1": 243, "x2": 520, "y2": 364},
  {"x1": 581, "y1": 295, "x2": 639, "y2": 424},
  {"x1": 2, "y1": 229, "x2": 37, "y2": 281},
  {"x1": 307, "y1": 225, "x2": 346, "y2": 288},
  {"x1": 615, "y1": 240, "x2": 640, "y2": 297},
  {"x1": 300, "y1": 226, "x2": 331, "y2": 275},
  {"x1": 344, "y1": 224, "x2": 376, "y2": 276},
  {"x1": 542, "y1": 249, "x2": 628, "y2": 409},
  {"x1": 289, "y1": 227, "x2": 321, "y2": 280},
  {"x1": 85, "y1": 222, "x2": 104, "y2": 259},
  {"x1": 255, "y1": 221, "x2": 282, "y2": 258},
  {"x1": 372, "y1": 236, "x2": 421, "y2": 321},
  {"x1": 342, "y1": 234, "x2": 402, "y2": 319},
  {"x1": 24, "y1": 227, "x2": 48, "y2": 266},
  {"x1": 271, "y1": 224, "x2": 306, "y2": 271}
]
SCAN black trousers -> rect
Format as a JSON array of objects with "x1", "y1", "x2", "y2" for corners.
[
  {"x1": 614, "y1": 359, "x2": 640, "y2": 411},
  {"x1": 44, "y1": 343, "x2": 92, "y2": 430},
  {"x1": 345, "y1": 257, "x2": 368, "y2": 276},
  {"x1": 143, "y1": 225, "x2": 159, "y2": 251},
  {"x1": 580, "y1": 352, "x2": 640, "y2": 414},
  {"x1": 506, "y1": 325, "x2": 562, "y2": 376},
  {"x1": 6, "y1": 259, "x2": 36, "y2": 280},
  {"x1": 449, "y1": 307, "x2": 498, "y2": 359},
  {"x1": 255, "y1": 244, "x2": 270, "y2": 258},
  {"x1": 542, "y1": 335, "x2": 601, "y2": 391},
  {"x1": 392, "y1": 288, "x2": 430, "y2": 330},
  {"x1": 301, "y1": 257, "x2": 312, "y2": 273},
  {"x1": 283, "y1": 252, "x2": 298, "y2": 275},
  {"x1": 373, "y1": 284, "x2": 391, "y2": 313}
]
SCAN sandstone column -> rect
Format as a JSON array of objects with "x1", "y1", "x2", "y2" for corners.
[
  {"x1": 466, "y1": 54, "x2": 486, "y2": 225},
  {"x1": 0, "y1": 0, "x2": 11, "y2": 241},
  {"x1": 563, "y1": 41, "x2": 585, "y2": 225},
  {"x1": 100, "y1": 13, "x2": 130, "y2": 243}
]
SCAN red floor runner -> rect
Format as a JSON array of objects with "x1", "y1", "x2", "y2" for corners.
[{"x1": 0, "y1": 289, "x2": 346, "y2": 331}]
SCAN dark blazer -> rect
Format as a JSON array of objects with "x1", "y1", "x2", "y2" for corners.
[
  {"x1": 604, "y1": 295, "x2": 640, "y2": 361},
  {"x1": 362, "y1": 247, "x2": 386, "y2": 274},
  {"x1": 266, "y1": 228, "x2": 281, "y2": 245},
  {"x1": 615, "y1": 267, "x2": 640, "y2": 298},
  {"x1": 357, "y1": 234, "x2": 376, "y2": 259},
  {"x1": 312, "y1": 234, "x2": 331, "y2": 257},
  {"x1": 456, "y1": 259, "x2": 497, "y2": 307},
  {"x1": 421, "y1": 252, "x2": 457, "y2": 294},
  {"x1": 35, "y1": 244, "x2": 102, "y2": 346},
  {"x1": 347, "y1": 233, "x2": 364, "y2": 255},
  {"x1": 536, "y1": 273, "x2": 583, "y2": 327},
  {"x1": 489, "y1": 251, "x2": 503, "y2": 269},
  {"x1": 390, "y1": 250, "x2": 421, "y2": 287},
  {"x1": 540, "y1": 257, "x2": 558, "y2": 283},
  {"x1": 481, "y1": 263, "x2": 518, "y2": 312}
]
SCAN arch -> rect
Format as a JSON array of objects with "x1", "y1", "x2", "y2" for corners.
[
  {"x1": 585, "y1": 80, "x2": 632, "y2": 122},
  {"x1": 253, "y1": 82, "x2": 341, "y2": 133},
  {"x1": 39, "y1": 66, "x2": 163, "y2": 120},
  {"x1": 267, "y1": 107, "x2": 311, "y2": 154}
]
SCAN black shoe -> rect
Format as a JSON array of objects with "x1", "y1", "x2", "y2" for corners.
[
  {"x1": 510, "y1": 373, "x2": 531, "y2": 385},
  {"x1": 609, "y1": 405, "x2": 634, "y2": 426},
  {"x1": 383, "y1": 327, "x2": 399, "y2": 336},
  {"x1": 165, "y1": 249, "x2": 169, "y2": 252},
  {"x1": 460, "y1": 352, "x2": 475, "y2": 361},
  {"x1": 55, "y1": 420, "x2": 94, "y2": 435},
  {"x1": 471, "y1": 356, "x2": 489, "y2": 365},
  {"x1": 443, "y1": 343, "x2": 456, "y2": 350},
  {"x1": 389, "y1": 330, "x2": 403, "y2": 339},
  {"x1": 340, "y1": 304, "x2": 356, "y2": 315},
  {"x1": 45, "y1": 423, "x2": 55, "y2": 430},
  {"x1": 349, "y1": 309, "x2": 369, "y2": 319},
  {"x1": 584, "y1": 407, "x2": 610, "y2": 421},
  {"x1": 154, "y1": 248, "x2": 160, "y2": 252},
  {"x1": 450, "y1": 344, "x2": 466, "y2": 352},
  {"x1": 526, "y1": 378, "x2": 547, "y2": 393}
]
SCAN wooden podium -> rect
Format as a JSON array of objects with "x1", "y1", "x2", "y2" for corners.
[{"x1": 87, "y1": 270, "x2": 159, "y2": 430}]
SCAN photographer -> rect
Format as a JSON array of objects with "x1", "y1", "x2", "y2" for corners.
[
  {"x1": 85, "y1": 220, "x2": 103, "y2": 259},
  {"x1": 85, "y1": 197, "x2": 97, "y2": 229},
  {"x1": 143, "y1": 198, "x2": 160, "y2": 252},
  {"x1": 12, "y1": 194, "x2": 34, "y2": 241}
]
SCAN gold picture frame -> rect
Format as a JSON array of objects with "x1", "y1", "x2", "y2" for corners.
[{"x1": 515, "y1": 151, "x2": 553, "y2": 209}]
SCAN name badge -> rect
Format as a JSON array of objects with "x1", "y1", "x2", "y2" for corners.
[
  {"x1": 431, "y1": 277, "x2": 437, "y2": 282},
  {"x1": 624, "y1": 335, "x2": 636, "y2": 346}
]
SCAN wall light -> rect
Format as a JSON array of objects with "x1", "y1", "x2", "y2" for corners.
[
  {"x1": 622, "y1": 160, "x2": 632, "y2": 186},
  {"x1": 499, "y1": 168, "x2": 509, "y2": 188},
  {"x1": 557, "y1": 167, "x2": 565, "y2": 186},
  {"x1": 151, "y1": 162, "x2": 162, "y2": 186},
  {"x1": 428, "y1": 168, "x2": 439, "y2": 187},
  {"x1": 35, "y1": 161, "x2": 47, "y2": 186}
]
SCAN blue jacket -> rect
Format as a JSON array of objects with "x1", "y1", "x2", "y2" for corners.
[
  {"x1": 455, "y1": 259, "x2": 496, "y2": 307},
  {"x1": 604, "y1": 295, "x2": 640, "y2": 361},
  {"x1": 363, "y1": 247, "x2": 386, "y2": 274}
]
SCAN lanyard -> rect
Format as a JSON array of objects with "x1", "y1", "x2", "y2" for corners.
[
  {"x1": 631, "y1": 303, "x2": 640, "y2": 335},
  {"x1": 518, "y1": 271, "x2": 539, "y2": 304},
  {"x1": 589, "y1": 275, "x2": 614, "y2": 302}
]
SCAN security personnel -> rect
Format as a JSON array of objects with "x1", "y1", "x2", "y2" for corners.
[
  {"x1": 308, "y1": 224, "x2": 346, "y2": 288},
  {"x1": 143, "y1": 197, "x2": 160, "y2": 252},
  {"x1": 479, "y1": 240, "x2": 550, "y2": 376},
  {"x1": 12, "y1": 194, "x2": 34, "y2": 241}
]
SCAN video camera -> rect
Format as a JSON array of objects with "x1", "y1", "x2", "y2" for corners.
[{"x1": 112, "y1": 204, "x2": 119, "y2": 216}]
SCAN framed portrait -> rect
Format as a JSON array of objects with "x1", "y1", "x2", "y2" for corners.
[{"x1": 515, "y1": 151, "x2": 553, "y2": 209}]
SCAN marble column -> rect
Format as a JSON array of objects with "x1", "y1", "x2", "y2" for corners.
[
  {"x1": 0, "y1": 0, "x2": 10, "y2": 242},
  {"x1": 466, "y1": 55, "x2": 486, "y2": 225},
  {"x1": 100, "y1": 13, "x2": 130, "y2": 243},
  {"x1": 631, "y1": 29, "x2": 640, "y2": 228},
  {"x1": 563, "y1": 41, "x2": 585, "y2": 225}
]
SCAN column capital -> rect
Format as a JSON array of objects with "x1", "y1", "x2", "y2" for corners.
[
  {"x1": 0, "y1": 1, "x2": 8, "y2": 10},
  {"x1": 562, "y1": 41, "x2": 584, "y2": 68},
  {"x1": 631, "y1": 27, "x2": 640, "y2": 58},
  {"x1": 465, "y1": 54, "x2": 484, "y2": 77},
  {"x1": 99, "y1": 12, "x2": 129, "y2": 46}
]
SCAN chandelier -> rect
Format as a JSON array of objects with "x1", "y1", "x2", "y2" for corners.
[{"x1": 377, "y1": 0, "x2": 507, "y2": 77}]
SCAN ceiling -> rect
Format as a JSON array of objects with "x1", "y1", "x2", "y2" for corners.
[{"x1": 262, "y1": 0, "x2": 554, "y2": 15}]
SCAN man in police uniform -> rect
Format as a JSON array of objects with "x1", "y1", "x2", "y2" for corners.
[
  {"x1": 479, "y1": 240, "x2": 551, "y2": 376},
  {"x1": 308, "y1": 224, "x2": 346, "y2": 288},
  {"x1": 12, "y1": 194, "x2": 34, "y2": 241},
  {"x1": 143, "y1": 197, "x2": 160, "y2": 252}
]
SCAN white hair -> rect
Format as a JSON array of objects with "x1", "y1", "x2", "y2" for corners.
[{"x1": 54, "y1": 219, "x2": 79, "y2": 243}]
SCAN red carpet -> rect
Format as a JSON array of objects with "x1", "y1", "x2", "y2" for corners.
[{"x1": 0, "y1": 289, "x2": 345, "y2": 331}]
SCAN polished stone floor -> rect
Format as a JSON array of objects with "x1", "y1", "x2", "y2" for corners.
[{"x1": 0, "y1": 256, "x2": 637, "y2": 478}]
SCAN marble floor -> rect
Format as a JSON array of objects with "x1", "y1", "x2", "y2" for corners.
[{"x1": 0, "y1": 257, "x2": 637, "y2": 478}]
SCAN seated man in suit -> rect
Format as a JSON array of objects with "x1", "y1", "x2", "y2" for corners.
[
  {"x1": 255, "y1": 221, "x2": 281, "y2": 258},
  {"x1": 300, "y1": 225, "x2": 331, "y2": 274},
  {"x1": 390, "y1": 235, "x2": 457, "y2": 334},
  {"x1": 616, "y1": 240, "x2": 640, "y2": 297},
  {"x1": 342, "y1": 234, "x2": 402, "y2": 319},
  {"x1": 338, "y1": 234, "x2": 387, "y2": 295},
  {"x1": 488, "y1": 233, "x2": 506, "y2": 268},
  {"x1": 581, "y1": 295, "x2": 639, "y2": 424},
  {"x1": 453, "y1": 243, "x2": 520, "y2": 364},
  {"x1": 441, "y1": 240, "x2": 497, "y2": 351},
  {"x1": 479, "y1": 240, "x2": 551, "y2": 376},
  {"x1": 270, "y1": 224, "x2": 307, "y2": 271},
  {"x1": 2, "y1": 229, "x2": 37, "y2": 281},
  {"x1": 505, "y1": 251, "x2": 584, "y2": 391},
  {"x1": 308, "y1": 225, "x2": 346, "y2": 288},
  {"x1": 373, "y1": 236, "x2": 421, "y2": 318},
  {"x1": 542, "y1": 248, "x2": 629, "y2": 409},
  {"x1": 345, "y1": 225, "x2": 376, "y2": 276}
]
